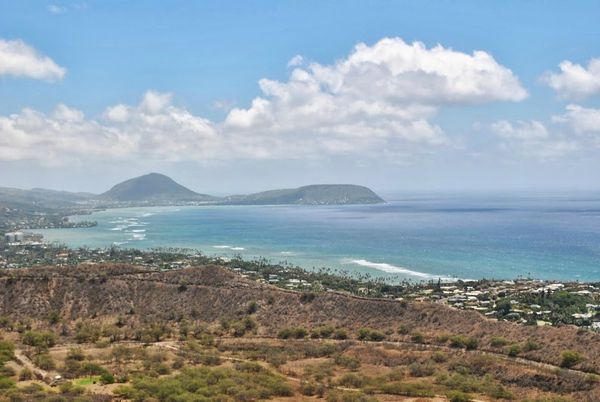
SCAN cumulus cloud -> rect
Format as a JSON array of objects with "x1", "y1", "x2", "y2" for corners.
[
  {"x1": 552, "y1": 104, "x2": 600, "y2": 134},
  {"x1": 489, "y1": 120, "x2": 578, "y2": 160},
  {"x1": 0, "y1": 91, "x2": 218, "y2": 165},
  {"x1": 490, "y1": 120, "x2": 549, "y2": 140},
  {"x1": 542, "y1": 59, "x2": 600, "y2": 100},
  {"x1": 0, "y1": 37, "x2": 529, "y2": 165},
  {"x1": 0, "y1": 38, "x2": 66, "y2": 80},
  {"x1": 225, "y1": 37, "x2": 526, "y2": 157}
]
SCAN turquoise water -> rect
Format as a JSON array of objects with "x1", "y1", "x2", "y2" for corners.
[{"x1": 35, "y1": 194, "x2": 600, "y2": 282}]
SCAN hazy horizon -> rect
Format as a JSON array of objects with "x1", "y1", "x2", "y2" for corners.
[{"x1": 2, "y1": 1, "x2": 600, "y2": 194}]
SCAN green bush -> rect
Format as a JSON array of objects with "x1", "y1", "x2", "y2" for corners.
[
  {"x1": 449, "y1": 335, "x2": 478, "y2": 350},
  {"x1": 100, "y1": 372, "x2": 115, "y2": 384},
  {"x1": 33, "y1": 354, "x2": 55, "y2": 370},
  {"x1": 337, "y1": 373, "x2": 367, "y2": 388},
  {"x1": 334, "y1": 354, "x2": 361, "y2": 370},
  {"x1": 19, "y1": 368, "x2": 33, "y2": 381},
  {"x1": 506, "y1": 344, "x2": 521, "y2": 357},
  {"x1": 301, "y1": 381, "x2": 325, "y2": 397},
  {"x1": 278, "y1": 327, "x2": 308, "y2": 339},
  {"x1": 447, "y1": 390, "x2": 472, "y2": 402},
  {"x1": 380, "y1": 381, "x2": 435, "y2": 397},
  {"x1": 410, "y1": 331, "x2": 425, "y2": 343},
  {"x1": 311, "y1": 325, "x2": 335, "y2": 339},
  {"x1": 21, "y1": 331, "x2": 56, "y2": 349},
  {"x1": 120, "y1": 366, "x2": 294, "y2": 400},
  {"x1": 74, "y1": 322, "x2": 101, "y2": 343},
  {"x1": 333, "y1": 328, "x2": 348, "y2": 340},
  {"x1": 490, "y1": 336, "x2": 509, "y2": 348},
  {"x1": 522, "y1": 340, "x2": 541, "y2": 352},
  {"x1": 357, "y1": 328, "x2": 385, "y2": 342},
  {"x1": 326, "y1": 390, "x2": 378, "y2": 402},
  {"x1": 246, "y1": 300, "x2": 259, "y2": 314},
  {"x1": 432, "y1": 351, "x2": 448, "y2": 363},
  {"x1": 0, "y1": 376, "x2": 16, "y2": 390},
  {"x1": 0, "y1": 340, "x2": 15, "y2": 365},
  {"x1": 560, "y1": 350, "x2": 583, "y2": 368},
  {"x1": 408, "y1": 362, "x2": 435, "y2": 377}
]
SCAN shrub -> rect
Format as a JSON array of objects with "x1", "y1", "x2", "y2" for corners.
[
  {"x1": 435, "y1": 333, "x2": 451, "y2": 344},
  {"x1": 357, "y1": 328, "x2": 385, "y2": 342},
  {"x1": 246, "y1": 300, "x2": 259, "y2": 314},
  {"x1": 301, "y1": 381, "x2": 326, "y2": 397},
  {"x1": 334, "y1": 354, "x2": 361, "y2": 371},
  {"x1": 326, "y1": 390, "x2": 378, "y2": 402},
  {"x1": 0, "y1": 365, "x2": 15, "y2": 377},
  {"x1": 447, "y1": 390, "x2": 472, "y2": 402},
  {"x1": 432, "y1": 351, "x2": 448, "y2": 363},
  {"x1": 300, "y1": 292, "x2": 316, "y2": 303},
  {"x1": 0, "y1": 377, "x2": 15, "y2": 390},
  {"x1": 410, "y1": 331, "x2": 425, "y2": 343},
  {"x1": 408, "y1": 362, "x2": 435, "y2": 377},
  {"x1": 338, "y1": 373, "x2": 367, "y2": 388},
  {"x1": 19, "y1": 368, "x2": 33, "y2": 381},
  {"x1": 380, "y1": 381, "x2": 435, "y2": 397},
  {"x1": 464, "y1": 337, "x2": 478, "y2": 350},
  {"x1": 490, "y1": 336, "x2": 509, "y2": 348},
  {"x1": 74, "y1": 322, "x2": 100, "y2": 343},
  {"x1": 0, "y1": 341, "x2": 14, "y2": 365},
  {"x1": 33, "y1": 354, "x2": 55, "y2": 370},
  {"x1": 506, "y1": 344, "x2": 521, "y2": 357},
  {"x1": 21, "y1": 331, "x2": 56, "y2": 349},
  {"x1": 333, "y1": 329, "x2": 348, "y2": 340},
  {"x1": 449, "y1": 335, "x2": 478, "y2": 350},
  {"x1": 523, "y1": 340, "x2": 541, "y2": 352},
  {"x1": 66, "y1": 348, "x2": 85, "y2": 361},
  {"x1": 560, "y1": 350, "x2": 583, "y2": 368},
  {"x1": 80, "y1": 362, "x2": 109, "y2": 376},
  {"x1": 278, "y1": 327, "x2": 308, "y2": 339},
  {"x1": 100, "y1": 372, "x2": 115, "y2": 384},
  {"x1": 311, "y1": 325, "x2": 335, "y2": 339}
]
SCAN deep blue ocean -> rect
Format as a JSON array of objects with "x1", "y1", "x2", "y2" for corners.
[{"x1": 35, "y1": 194, "x2": 600, "y2": 282}]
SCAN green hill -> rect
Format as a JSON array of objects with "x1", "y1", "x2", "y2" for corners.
[
  {"x1": 100, "y1": 173, "x2": 214, "y2": 202},
  {"x1": 223, "y1": 184, "x2": 384, "y2": 205}
]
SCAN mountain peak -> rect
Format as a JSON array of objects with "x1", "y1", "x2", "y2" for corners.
[{"x1": 100, "y1": 173, "x2": 202, "y2": 202}]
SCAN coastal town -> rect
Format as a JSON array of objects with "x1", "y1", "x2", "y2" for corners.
[{"x1": 2, "y1": 232, "x2": 599, "y2": 333}]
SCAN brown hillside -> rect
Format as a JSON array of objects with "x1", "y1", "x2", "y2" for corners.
[{"x1": 1, "y1": 264, "x2": 599, "y2": 372}]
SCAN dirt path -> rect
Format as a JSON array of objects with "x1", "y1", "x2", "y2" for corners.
[{"x1": 13, "y1": 349, "x2": 55, "y2": 382}]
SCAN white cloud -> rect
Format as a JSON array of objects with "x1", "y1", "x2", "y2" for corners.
[
  {"x1": 489, "y1": 120, "x2": 577, "y2": 160},
  {"x1": 0, "y1": 91, "x2": 218, "y2": 165},
  {"x1": 542, "y1": 59, "x2": 600, "y2": 100},
  {"x1": 490, "y1": 120, "x2": 548, "y2": 140},
  {"x1": 140, "y1": 90, "x2": 172, "y2": 114},
  {"x1": 225, "y1": 37, "x2": 526, "y2": 158},
  {"x1": 287, "y1": 54, "x2": 304, "y2": 67},
  {"x1": 0, "y1": 38, "x2": 66, "y2": 81},
  {"x1": 0, "y1": 37, "x2": 530, "y2": 165},
  {"x1": 552, "y1": 104, "x2": 600, "y2": 134},
  {"x1": 47, "y1": 4, "x2": 66, "y2": 14}
]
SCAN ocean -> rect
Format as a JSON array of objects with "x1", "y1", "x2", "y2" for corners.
[{"x1": 34, "y1": 193, "x2": 600, "y2": 282}]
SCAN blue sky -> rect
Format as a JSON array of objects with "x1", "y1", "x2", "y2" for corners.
[{"x1": 1, "y1": 1, "x2": 600, "y2": 193}]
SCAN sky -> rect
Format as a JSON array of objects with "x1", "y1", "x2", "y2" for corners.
[{"x1": 1, "y1": 1, "x2": 600, "y2": 194}]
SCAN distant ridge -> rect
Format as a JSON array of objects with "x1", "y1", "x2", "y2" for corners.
[
  {"x1": 100, "y1": 173, "x2": 213, "y2": 202},
  {"x1": 0, "y1": 173, "x2": 385, "y2": 206},
  {"x1": 223, "y1": 184, "x2": 384, "y2": 205}
]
